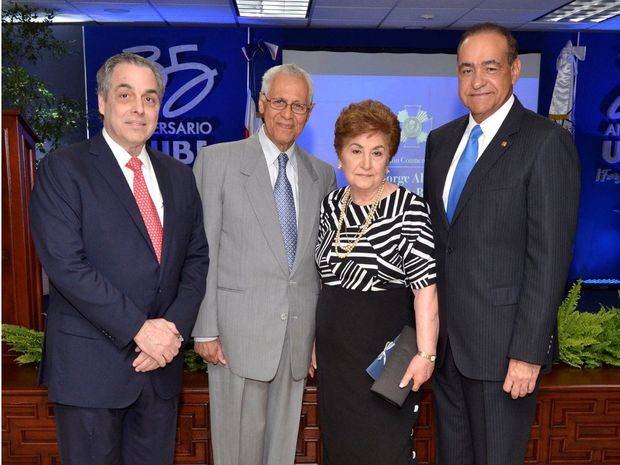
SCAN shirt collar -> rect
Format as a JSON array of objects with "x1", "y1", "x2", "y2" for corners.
[
  {"x1": 466, "y1": 94, "x2": 515, "y2": 139},
  {"x1": 102, "y1": 128, "x2": 151, "y2": 170},
  {"x1": 258, "y1": 125, "x2": 297, "y2": 168}
]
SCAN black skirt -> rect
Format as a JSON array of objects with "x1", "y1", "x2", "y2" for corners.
[{"x1": 316, "y1": 285, "x2": 421, "y2": 465}]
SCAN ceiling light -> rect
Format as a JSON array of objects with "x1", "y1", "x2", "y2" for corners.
[
  {"x1": 236, "y1": 0, "x2": 310, "y2": 18},
  {"x1": 420, "y1": 13, "x2": 434, "y2": 20},
  {"x1": 537, "y1": 0, "x2": 620, "y2": 23}
]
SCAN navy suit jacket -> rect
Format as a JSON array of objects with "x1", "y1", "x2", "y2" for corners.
[
  {"x1": 424, "y1": 98, "x2": 580, "y2": 381},
  {"x1": 30, "y1": 132, "x2": 209, "y2": 408}
]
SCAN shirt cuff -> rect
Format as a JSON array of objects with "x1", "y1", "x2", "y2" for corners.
[{"x1": 194, "y1": 337, "x2": 218, "y2": 342}]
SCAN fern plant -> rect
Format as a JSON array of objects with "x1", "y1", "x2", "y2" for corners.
[
  {"x1": 1, "y1": 324, "x2": 44, "y2": 365},
  {"x1": 557, "y1": 280, "x2": 620, "y2": 368}
]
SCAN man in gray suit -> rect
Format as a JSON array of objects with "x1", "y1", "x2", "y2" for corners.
[{"x1": 192, "y1": 64, "x2": 336, "y2": 465}]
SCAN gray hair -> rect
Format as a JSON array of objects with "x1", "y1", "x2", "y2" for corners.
[
  {"x1": 96, "y1": 52, "x2": 165, "y2": 99},
  {"x1": 261, "y1": 63, "x2": 314, "y2": 102}
]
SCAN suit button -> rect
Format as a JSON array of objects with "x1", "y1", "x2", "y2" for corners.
[
  {"x1": 280, "y1": 313, "x2": 288, "y2": 321},
  {"x1": 157, "y1": 287, "x2": 162, "y2": 293},
  {"x1": 447, "y1": 247, "x2": 453, "y2": 254}
]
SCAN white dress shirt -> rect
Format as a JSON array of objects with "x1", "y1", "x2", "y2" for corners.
[
  {"x1": 258, "y1": 124, "x2": 300, "y2": 225},
  {"x1": 195, "y1": 126, "x2": 300, "y2": 343},
  {"x1": 103, "y1": 129, "x2": 164, "y2": 224},
  {"x1": 442, "y1": 95, "x2": 515, "y2": 210}
]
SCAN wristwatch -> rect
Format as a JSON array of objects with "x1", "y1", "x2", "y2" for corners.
[{"x1": 417, "y1": 350, "x2": 437, "y2": 363}]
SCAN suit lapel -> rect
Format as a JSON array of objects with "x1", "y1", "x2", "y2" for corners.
[
  {"x1": 241, "y1": 135, "x2": 290, "y2": 275},
  {"x1": 450, "y1": 99, "x2": 523, "y2": 224},
  {"x1": 291, "y1": 147, "x2": 319, "y2": 276},
  {"x1": 89, "y1": 133, "x2": 153, "y2": 253},
  {"x1": 150, "y1": 149, "x2": 174, "y2": 274},
  {"x1": 434, "y1": 117, "x2": 468, "y2": 232}
]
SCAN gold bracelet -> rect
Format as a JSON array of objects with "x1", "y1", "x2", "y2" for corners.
[{"x1": 417, "y1": 351, "x2": 437, "y2": 363}]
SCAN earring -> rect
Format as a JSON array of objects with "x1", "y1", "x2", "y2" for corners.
[
  {"x1": 385, "y1": 167, "x2": 390, "y2": 174},
  {"x1": 337, "y1": 162, "x2": 342, "y2": 170}
]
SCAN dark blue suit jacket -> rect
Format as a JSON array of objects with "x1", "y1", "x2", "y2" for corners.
[
  {"x1": 424, "y1": 98, "x2": 580, "y2": 381},
  {"x1": 30, "y1": 132, "x2": 209, "y2": 408}
]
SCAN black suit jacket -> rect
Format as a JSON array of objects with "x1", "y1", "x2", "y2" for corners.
[
  {"x1": 30, "y1": 132, "x2": 209, "y2": 408},
  {"x1": 424, "y1": 98, "x2": 580, "y2": 381}
]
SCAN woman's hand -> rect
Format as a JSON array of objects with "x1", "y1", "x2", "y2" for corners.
[{"x1": 399, "y1": 354, "x2": 434, "y2": 391}]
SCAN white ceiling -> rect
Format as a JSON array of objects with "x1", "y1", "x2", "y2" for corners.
[{"x1": 4, "y1": 0, "x2": 620, "y2": 30}]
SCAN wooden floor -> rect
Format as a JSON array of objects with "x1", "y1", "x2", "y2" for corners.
[{"x1": 3, "y1": 364, "x2": 620, "y2": 465}]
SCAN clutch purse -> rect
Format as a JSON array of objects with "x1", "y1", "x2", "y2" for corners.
[{"x1": 367, "y1": 325, "x2": 418, "y2": 407}]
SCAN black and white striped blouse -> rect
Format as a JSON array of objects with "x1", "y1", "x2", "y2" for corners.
[{"x1": 315, "y1": 185, "x2": 436, "y2": 292}]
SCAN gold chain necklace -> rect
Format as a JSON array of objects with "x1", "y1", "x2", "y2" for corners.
[{"x1": 334, "y1": 179, "x2": 386, "y2": 259}]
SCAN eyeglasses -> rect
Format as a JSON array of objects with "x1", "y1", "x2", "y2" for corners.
[{"x1": 262, "y1": 93, "x2": 313, "y2": 115}]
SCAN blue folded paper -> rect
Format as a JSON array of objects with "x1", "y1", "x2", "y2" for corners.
[{"x1": 366, "y1": 335, "x2": 400, "y2": 380}]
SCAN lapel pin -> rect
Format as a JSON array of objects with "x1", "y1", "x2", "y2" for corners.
[{"x1": 501, "y1": 140, "x2": 508, "y2": 148}]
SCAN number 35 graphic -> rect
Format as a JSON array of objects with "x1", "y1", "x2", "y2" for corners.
[{"x1": 123, "y1": 44, "x2": 219, "y2": 118}]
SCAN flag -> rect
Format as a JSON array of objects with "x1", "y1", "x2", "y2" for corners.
[
  {"x1": 244, "y1": 87, "x2": 261, "y2": 138},
  {"x1": 242, "y1": 39, "x2": 278, "y2": 137},
  {"x1": 549, "y1": 40, "x2": 586, "y2": 133}
]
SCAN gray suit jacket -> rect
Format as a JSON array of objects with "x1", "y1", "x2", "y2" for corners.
[{"x1": 192, "y1": 133, "x2": 336, "y2": 381}]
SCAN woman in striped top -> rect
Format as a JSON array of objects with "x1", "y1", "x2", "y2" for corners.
[{"x1": 313, "y1": 100, "x2": 439, "y2": 465}]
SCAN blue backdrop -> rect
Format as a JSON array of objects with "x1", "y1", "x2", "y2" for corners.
[
  {"x1": 84, "y1": 26, "x2": 247, "y2": 166},
  {"x1": 83, "y1": 26, "x2": 619, "y2": 282},
  {"x1": 571, "y1": 33, "x2": 620, "y2": 282}
]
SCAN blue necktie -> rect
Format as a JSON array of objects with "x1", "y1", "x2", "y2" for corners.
[
  {"x1": 446, "y1": 125, "x2": 483, "y2": 223},
  {"x1": 274, "y1": 153, "x2": 297, "y2": 271}
]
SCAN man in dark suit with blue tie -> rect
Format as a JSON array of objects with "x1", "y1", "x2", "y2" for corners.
[
  {"x1": 424, "y1": 24, "x2": 580, "y2": 465},
  {"x1": 30, "y1": 52, "x2": 209, "y2": 465}
]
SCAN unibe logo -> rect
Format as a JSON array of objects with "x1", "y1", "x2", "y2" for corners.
[
  {"x1": 603, "y1": 94, "x2": 620, "y2": 164},
  {"x1": 123, "y1": 44, "x2": 219, "y2": 165},
  {"x1": 123, "y1": 44, "x2": 218, "y2": 118}
]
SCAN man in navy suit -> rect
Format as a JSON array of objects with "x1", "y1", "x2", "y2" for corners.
[
  {"x1": 30, "y1": 52, "x2": 209, "y2": 465},
  {"x1": 424, "y1": 24, "x2": 580, "y2": 465}
]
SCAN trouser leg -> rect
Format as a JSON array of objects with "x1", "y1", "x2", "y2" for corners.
[
  {"x1": 432, "y1": 341, "x2": 475, "y2": 465},
  {"x1": 121, "y1": 379, "x2": 179, "y2": 465}
]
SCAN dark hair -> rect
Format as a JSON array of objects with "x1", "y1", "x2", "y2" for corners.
[
  {"x1": 334, "y1": 100, "x2": 401, "y2": 161},
  {"x1": 457, "y1": 22, "x2": 519, "y2": 64}
]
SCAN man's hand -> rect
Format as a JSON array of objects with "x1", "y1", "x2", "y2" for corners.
[
  {"x1": 503, "y1": 358, "x2": 541, "y2": 399},
  {"x1": 400, "y1": 355, "x2": 435, "y2": 392},
  {"x1": 132, "y1": 347, "x2": 160, "y2": 373},
  {"x1": 308, "y1": 341, "x2": 317, "y2": 378},
  {"x1": 195, "y1": 338, "x2": 227, "y2": 365},
  {"x1": 134, "y1": 319, "x2": 182, "y2": 367}
]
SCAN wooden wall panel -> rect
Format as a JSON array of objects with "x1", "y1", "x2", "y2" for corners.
[
  {"x1": 2, "y1": 110, "x2": 44, "y2": 341},
  {"x1": 3, "y1": 365, "x2": 620, "y2": 465}
]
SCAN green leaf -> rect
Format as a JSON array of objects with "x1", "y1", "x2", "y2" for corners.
[
  {"x1": 1, "y1": 324, "x2": 44, "y2": 365},
  {"x1": 557, "y1": 280, "x2": 620, "y2": 368}
]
